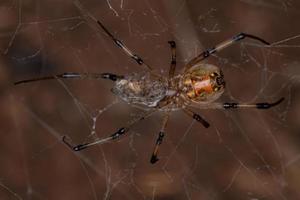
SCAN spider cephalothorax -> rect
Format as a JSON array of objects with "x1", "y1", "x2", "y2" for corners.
[
  {"x1": 15, "y1": 0, "x2": 284, "y2": 164},
  {"x1": 180, "y1": 63, "x2": 225, "y2": 104}
]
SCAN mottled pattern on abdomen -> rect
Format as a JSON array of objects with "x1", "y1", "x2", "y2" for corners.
[{"x1": 112, "y1": 72, "x2": 168, "y2": 108}]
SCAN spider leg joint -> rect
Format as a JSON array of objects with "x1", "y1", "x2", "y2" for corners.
[
  {"x1": 111, "y1": 127, "x2": 127, "y2": 139},
  {"x1": 132, "y1": 55, "x2": 144, "y2": 65},
  {"x1": 223, "y1": 103, "x2": 238, "y2": 109},
  {"x1": 233, "y1": 33, "x2": 245, "y2": 41},
  {"x1": 62, "y1": 136, "x2": 87, "y2": 151},
  {"x1": 168, "y1": 41, "x2": 176, "y2": 47},
  {"x1": 193, "y1": 114, "x2": 210, "y2": 128},
  {"x1": 101, "y1": 73, "x2": 124, "y2": 81},
  {"x1": 73, "y1": 144, "x2": 88, "y2": 151},
  {"x1": 150, "y1": 155, "x2": 159, "y2": 164}
]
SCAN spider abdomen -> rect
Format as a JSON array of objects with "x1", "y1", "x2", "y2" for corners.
[
  {"x1": 180, "y1": 63, "x2": 225, "y2": 104},
  {"x1": 112, "y1": 72, "x2": 168, "y2": 108}
]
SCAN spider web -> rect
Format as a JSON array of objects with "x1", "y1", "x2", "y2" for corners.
[{"x1": 2, "y1": 0, "x2": 300, "y2": 199}]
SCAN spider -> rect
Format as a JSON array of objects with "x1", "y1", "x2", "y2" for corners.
[{"x1": 15, "y1": 1, "x2": 284, "y2": 164}]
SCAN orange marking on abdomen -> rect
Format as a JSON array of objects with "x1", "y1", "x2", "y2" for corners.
[{"x1": 192, "y1": 76, "x2": 213, "y2": 96}]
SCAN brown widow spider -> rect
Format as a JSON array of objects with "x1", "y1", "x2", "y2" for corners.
[{"x1": 15, "y1": 1, "x2": 284, "y2": 164}]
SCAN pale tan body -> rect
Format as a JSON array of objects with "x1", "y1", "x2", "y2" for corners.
[{"x1": 15, "y1": 1, "x2": 282, "y2": 164}]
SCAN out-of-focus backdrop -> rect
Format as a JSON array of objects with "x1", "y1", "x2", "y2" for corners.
[{"x1": 1, "y1": 0, "x2": 300, "y2": 199}]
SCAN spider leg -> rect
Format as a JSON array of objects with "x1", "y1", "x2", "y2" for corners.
[
  {"x1": 62, "y1": 127, "x2": 128, "y2": 151},
  {"x1": 62, "y1": 110, "x2": 155, "y2": 152},
  {"x1": 183, "y1": 108, "x2": 210, "y2": 128},
  {"x1": 73, "y1": 0, "x2": 152, "y2": 71},
  {"x1": 150, "y1": 113, "x2": 169, "y2": 164},
  {"x1": 14, "y1": 72, "x2": 123, "y2": 85},
  {"x1": 168, "y1": 41, "x2": 176, "y2": 79},
  {"x1": 185, "y1": 33, "x2": 270, "y2": 71},
  {"x1": 223, "y1": 97, "x2": 285, "y2": 109}
]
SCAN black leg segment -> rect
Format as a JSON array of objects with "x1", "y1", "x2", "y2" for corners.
[
  {"x1": 183, "y1": 108, "x2": 210, "y2": 128},
  {"x1": 62, "y1": 127, "x2": 129, "y2": 152},
  {"x1": 149, "y1": 113, "x2": 169, "y2": 164},
  {"x1": 101, "y1": 73, "x2": 124, "y2": 81},
  {"x1": 168, "y1": 41, "x2": 177, "y2": 78},
  {"x1": 185, "y1": 32, "x2": 270, "y2": 71},
  {"x1": 150, "y1": 131, "x2": 165, "y2": 164},
  {"x1": 223, "y1": 97, "x2": 285, "y2": 109},
  {"x1": 14, "y1": 72, "x2": 123, "y2": 85}
]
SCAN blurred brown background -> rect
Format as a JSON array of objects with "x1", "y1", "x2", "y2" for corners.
[{"x1": 1, "y1": 0, "x2": 300, "y2": 199}]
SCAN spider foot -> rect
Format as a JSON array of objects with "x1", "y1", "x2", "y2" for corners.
[
  {"x1": 224, "y1": 97, "x2": 285, "y2": 109},
  {"x1": 62, "y1": 136, "x2": 87, "y2": 151},
  {"x1": 256, "y1": 97, "x2": 285, "y2": 109},
  {"x1": 150, "y1": 155, "x2": 159, "y2": 164},
  {"x1": 234, "y1": 33, "x2": 270, "y2": 45},
  {"x1": 168, "y1": 41, "x2": 176, "y2": 47}
]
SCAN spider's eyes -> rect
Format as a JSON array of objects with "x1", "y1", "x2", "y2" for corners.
[
  {"x1": 216, "y1": 75, "x2": 225, "y2": 86},
  {"x1": 209, "y1": 71, "x2": 225, "y2": 87}
]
